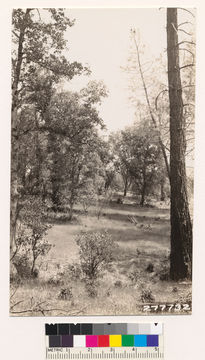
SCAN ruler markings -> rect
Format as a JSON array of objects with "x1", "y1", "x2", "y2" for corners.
[{"x1": 46, "y1": 344, "x2": 164, "y2": 359}]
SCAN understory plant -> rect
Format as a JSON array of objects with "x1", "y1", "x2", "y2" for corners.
[{"x1": 75, "y1": 230, "x2": 118, "y2": 280}]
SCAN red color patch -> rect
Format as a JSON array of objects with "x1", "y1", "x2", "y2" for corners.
[{"x1": 98, "y1": 335, "x2": 110, "y2": 347}]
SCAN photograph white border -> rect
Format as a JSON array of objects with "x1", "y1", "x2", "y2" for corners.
[{"x1": 0, "y1": 1, "x2": 205, "y2": 359}]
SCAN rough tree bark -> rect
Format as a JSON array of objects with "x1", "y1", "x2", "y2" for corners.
[{"x1": 167, "y1": 8, "x2": 192, "y2": 280}]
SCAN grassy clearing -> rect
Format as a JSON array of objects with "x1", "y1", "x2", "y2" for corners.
[{"x1": 10, "y1": 195, "x2": 192, "y2": 316}]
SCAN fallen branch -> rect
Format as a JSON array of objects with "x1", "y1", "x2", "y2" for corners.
[
  {"x1": 10, "y1": 284, "x2": 20, "y2": 299},
  {"x1": 10, "y1": 297, "x2": 87, "y2": 316},
  {"x1": 10, "y1": 300, "x2": 24, "y2": 310}
]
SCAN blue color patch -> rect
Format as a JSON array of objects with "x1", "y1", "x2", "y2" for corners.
[
  {"x1": 134, "y1": 335, "x2": 147, "y2": 347},
  {"x1": 147, "y1": 335, "x2": 158, "y2": 347}
]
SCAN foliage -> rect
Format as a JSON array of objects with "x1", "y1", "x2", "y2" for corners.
[
  {"x1": 140, "y1": 288, "x2": 155, "y2": 303},
  {"x1": 67, "y1": 263, "x2": 83, "y2": 280},
  {"x1": 12, "y1": 227, "x2": 52, "y2": 278},
  {"x1": 46, "y1": 86, "x2": 107, "y2": 217},
  {"x1": 157, "y1": 255, "x2": 170, "y2": 281},
  {"x1": 58, "y1": 287, "x2": 73, "y2": 300},
  {"x1": 78, "y1": 180, "x2": 97, "y2": 213},
  {"x1": 110, "y1": 131, "x2": 133, "y2": 196},
  {"x1": 75, "y1": 230, "x2": 118, "y2": 280},
  {"x1": 12, "y1": 9, "x2": 85, "y2": 93},
  {"x1": 95, "y1": 189, "x2": 113, "y2": 219},
  {"x1": 12, "y1": 196, "x2": 52, "y2": 277},
  {"x1": 128, "y1": 269, "x2": 140, "y2": 284},
  {"x1": 85, "y1": 280, "x2": 98, "y2": 298},
  {"x1": 146, "y1": 263, "x2": 154, "y2": 273},
  {"x1": 112, "y1": 122, "x2": 165, "y2": 204},
  {"x1": 178, "y1": 291, "x2": 192, "y2": 306},
  {"x1": 11, "y1": 8, "x2": 87, "y2": 255},
  {"x1": 114, "y1": 280, "x2": 123, "y2": 288}
]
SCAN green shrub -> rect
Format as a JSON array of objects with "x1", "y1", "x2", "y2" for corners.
[
  {"x1": 158, "y1": 255, "x2": 170, "y2": 280},
  {"x1": 140, "y1": 288, "x2": 155, "y2": 303},
  {"x1": 75, "y1": 230, "x2": 118, "y2": 280},
  {"x1": 114, "y1": 280, "x2": 123, "y2": 288},
  {"x1": 12, "y1": 225, "x2": 52, "y2": 278},
  {"x1": 58, "y1": 287, "x2": 73, "y2": 300},
  {"x1": 12, "y1": 253, "x2": 31, "y2": 279},
  {"x1": 128, "y1": 269, "x2": 140, "y2": 284},
  {"x1": 85, "y1": 280, "x2": 98, "y2": 298},
  {"x1": 67, "y1": 263, "x2": 83, "y2": 280},
  {"x1": 146, "y1": 263, "x2": 154, "y2": 273},
  {"x1": 12, "y1": 196, "x2": 53, "y2": 278}
]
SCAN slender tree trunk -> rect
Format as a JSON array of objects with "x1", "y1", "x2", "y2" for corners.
[
  {"x1": 160, "y1": 178, "x2": 165, "y2": 201},
  {"x1": 48, "y1": 132, "x2": 62, "y2": 211},
  {"x1": 167, "y1": 8, "x2": 192, "y2": 280},
  {"x1": 31, "y1": 257, "x2": 36, "y2": 276},
  {"x1": 123, "y1": 177, "x2": 128, "y2": 197},
  {"x1": 140, "y1": 189, "x2": 145, "y2": 206},
  {"x1": 69, "y1": 203, "x2": 74, "y2": 220},
  {"x1": 140, "y1": 168, "x2": 146, "y2": 206},
  {"x1": 140, "y1": 181, "x2": 146, "y2": 206}
]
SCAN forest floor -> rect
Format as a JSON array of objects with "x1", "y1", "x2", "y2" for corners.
[{"x1": 10, "y1": 194, "x2": 192, "y2": 316}]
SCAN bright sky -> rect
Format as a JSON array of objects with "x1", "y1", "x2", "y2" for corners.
[{"x1": 63, "y1": 8, "x2": 168, "y2": 132}]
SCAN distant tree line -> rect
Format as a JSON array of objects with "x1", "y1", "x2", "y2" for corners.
[{"x1": 11, "y1": 8, "x2": 195, "y2": 282}]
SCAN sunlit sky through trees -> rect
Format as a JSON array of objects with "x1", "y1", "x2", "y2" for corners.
[
  {"x1": 62, "y1": 8, "x2": 167, "y2": 132},
  {"x1": 59, "y1": 8, "x2": 193, "y2": 133}
]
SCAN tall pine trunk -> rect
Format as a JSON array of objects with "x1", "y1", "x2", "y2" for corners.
[{"x1": 167, "y1": 8, "x2": 192, "y2": 280}]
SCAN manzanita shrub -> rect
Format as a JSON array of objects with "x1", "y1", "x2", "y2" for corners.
[{"x1": 75, "y1": 230, "x2": 118, "y2": 280}]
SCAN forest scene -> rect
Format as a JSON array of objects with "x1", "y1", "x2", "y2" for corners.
[{"x1": 10, "y1": 8, "x2": 195, "y2": 316}]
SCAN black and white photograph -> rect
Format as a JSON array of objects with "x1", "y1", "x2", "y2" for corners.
[{"x1": 10, "y1": 7, "x2": 195, "y2": 316}]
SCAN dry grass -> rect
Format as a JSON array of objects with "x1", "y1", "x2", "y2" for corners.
[{"x1": 10, "y1": 196, "x2": 192, "y2": 316}]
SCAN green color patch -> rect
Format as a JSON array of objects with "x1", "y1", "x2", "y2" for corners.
[{"x1": 122, "y1": 335, "x2": 134, "y2": 347}]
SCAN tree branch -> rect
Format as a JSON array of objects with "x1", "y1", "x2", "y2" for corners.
[
  {"x1": 180, "y1": 84, "x2": 195, "y2": 89},
  {"x1": 178, "y1": 28, "x2": 192, "y2": 36},
  {"x1": 10, "y1": 300, "x2": 24, "y2": 310},
  {"x1": 155, "y1": 89, "x2": 169, "y2": 110},
  {"x1": 131, "y1": 29, "x2": 170, "y2": 181},
  {"x1": 183, "y1": 103, "x2": 195, "y2": 107},
  {"x1": 178, "y1": 21, "x2": 194, "y2": 27},
  {"x1": 171, "y1": 23, "x2": 178, "y2": 33},
  {"x1": 178, "y1": 40, "x2": 196, "y2": 47},
  {"x1": 179, "y1": 48, "x2": 195, "y2": 61},
  {"x1": 177, "y1": 8, "x2": 195, "y2": 18},
  {"x1": 180, "y1": 63, "x2": 195, "y2": 70},
  {"x1": 36, "y1": 9, "x2": 41, "y2": 21},
  {"x1": 12, "y1": 30, "x2": 19, "y2": 39}
]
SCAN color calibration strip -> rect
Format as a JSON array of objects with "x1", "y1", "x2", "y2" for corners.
[
  {"x1": 47, "y1": 334, "x2": 159, "y2": 348},
  {"x1": 45, "y1": 323, "x2": 162, "y2": 348}
]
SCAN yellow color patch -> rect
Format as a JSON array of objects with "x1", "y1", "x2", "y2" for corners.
[{"x1": 109, "y1": 335, "x2": 122, "y2": 347}]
